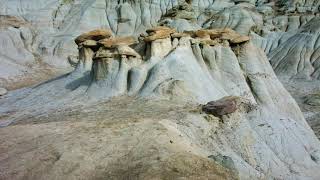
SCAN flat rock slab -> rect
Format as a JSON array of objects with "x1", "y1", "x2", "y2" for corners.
[
  {"x1": 194, "y1": 28, "x2": 250, "y2": 44},
  {"x1": 75, "y1": 29, "x2": 112, "y2": 45},
  {"x1": 202, "y1": 96, "x2": 239, "y2": 116},
  {"x1": 144, "y1": 26, "x2": 176, "y2": 42}
]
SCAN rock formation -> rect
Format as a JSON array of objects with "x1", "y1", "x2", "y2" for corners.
[
  {"x1": 1, "y1": 26, "x2": 320, "y2": 179},
  {"x1": 1, "y1": 0, "x2": 320, "y2": 179},
  {"x1": 250, "y1": 0, "x2": 320, "y2": 139},
  {"x1": 0, "y1": 0, "x2": 250, "y2": 89},
  {"x1": 75, "y1": 29, "x2": 113, "y2": 45}
]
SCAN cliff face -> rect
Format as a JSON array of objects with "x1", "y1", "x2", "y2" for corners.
[
  {"x1": 1, "y1": 0, "x2": 320, "y2": 180},
  {"x1": 0, "y1": 0, "x2": 318, "y2": 86},
  {"x1": 0, "y1": 0, "x2": 319, "y2": 87}
]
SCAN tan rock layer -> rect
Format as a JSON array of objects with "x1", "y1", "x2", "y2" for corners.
[
  {"x1": 0, "y1": 15, "x2": 28, "y2": 29},
  {"x1": 98, "y1": 36, "x2": 138, "y2": 48},
  {"x1": 194, "y1": 28, "x2": 250, "y2": 44},
  {"x1": 144, "y1": 26, "x2": 176, "y2": 42},
  {"x1": 75, "y1": 27, "x2": 250, "y2": 63},
  {"x1": 75, "y1": 29, "x2": 112, "y2": 45}
]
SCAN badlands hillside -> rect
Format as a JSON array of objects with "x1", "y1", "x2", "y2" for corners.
[{"x1": 1, "y1": 0, "x2": 320, "y2": 179}]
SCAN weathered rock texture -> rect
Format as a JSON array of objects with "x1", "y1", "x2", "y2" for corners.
[
  {"x1": 1, "y1": 0, "x2": 320, "y2": 179},
  {"x1": 249, "y1": 0, "x2": 320, "y2": 139},
  {"x1": 1, "y1": 27, "x2": 320, "y2": 179},
  {"x1": 0, "y1": 0, "x2": 253, "y2": 89},
  {"x1": 202, "y1": 96, "x2": 239, "y2": 117},
  {"x1": 1, "y1": 0, "x2": 317, "y2": 90}
]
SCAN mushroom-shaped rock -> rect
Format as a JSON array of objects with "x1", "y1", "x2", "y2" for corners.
[
  {"x1": 195, "y1": 28, "x2": 233, "y2": 39},
  {"x1": 117, "y1": 45, "x2": 141, "y2": 59},
  {"x1": 79, "y1": 40, "x2": 99, "y2": 49},
  {"x1": 98, "y1": 36, "x2": 137, "y2": 48},
  {"x1": 194, "y1": 29, "x2": 214, "y2": 39},
  {"x1": 75, "y1": 29, "x2": 112, "y2": 45},
  {"x1": 202, "y1": 96, "x2": 240, "y2": 117},
  {"x1": 218, "y1": 29, "x2": 245, "y2": 41},
  {"x1": 195, "y1": 28, "x2": 250, "y2": 44},
  {"x1": 144, "y1": 26, "x2": 176, "y2": 42},
  {"x1": 0, "y1": 87, "x2": 7, "y2": 96},
  {"x1": 229, "y1": 35, "x2": 250, "y2": 44},
  {"x1": 94, "y1": 48, "x2": 117, "y2": 59}
]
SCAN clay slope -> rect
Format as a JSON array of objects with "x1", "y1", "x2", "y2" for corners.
[
  {"x1": 266, "y1": 17, "x2": 320, "y2": 80},
  {"x1": 1, "y1": 0, "x2": 320, "y2": 179},
  {"x1": 250, "y1": 2, "x2": 320, "y2": 139}
]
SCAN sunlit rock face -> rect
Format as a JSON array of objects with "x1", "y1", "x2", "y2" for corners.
[{"x1": 1, "y1": 27, "x2": 320, "y2": 179}]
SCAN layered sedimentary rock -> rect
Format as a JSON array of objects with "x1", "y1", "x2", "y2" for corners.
[
  {"x1": 0, "y1": 0, "x2": 319, "y2": 88},
  {"x1": 267, "y1": 17, "x2": 320, "y2": 80},
  {"x1": 2, "y1": 0, "x2": 318, "y2": 89},
  {"x1": 205, "y1": 3, "x2": 263, "y2": 35},
  {"x1": 0, "y1": 0, "x2": 240, "y2": 89},
  {"x1": 249, "y1": 1, "x2": 320, "y2": 138},
  {"x1": 1, "y1": 27, "x2": 320, "y2": 179}
]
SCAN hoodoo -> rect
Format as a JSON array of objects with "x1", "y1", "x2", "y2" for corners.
[{"x1": 69, "y1": 27, "x2": 254, "y2": 100}]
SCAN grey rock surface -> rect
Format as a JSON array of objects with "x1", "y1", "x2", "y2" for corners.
[
  {"x1": 1, "y1": 28, "x2": 320, "y2": 179},
  {"x1": 1, "y1": 0, "x2": 320, "y2": 179},
  {"x1": 250, "y1": 1, "x2": 320, "y2": 139},
  {"x1": 0, "y1": 0, "x2": 232, "y2": 88},
  {"x1": 305, "y1": 92, "x2": 320, "y2": 106}
]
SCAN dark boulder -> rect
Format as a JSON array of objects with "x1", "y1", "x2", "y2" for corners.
[{"x1": 202, "y1": 96, "x2": 239, "y2": 116}]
